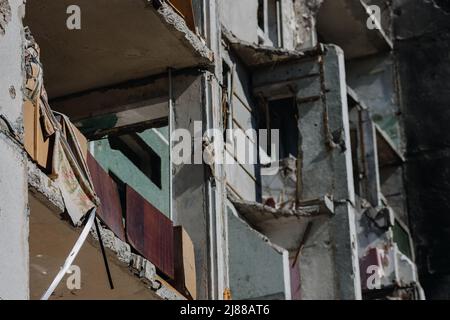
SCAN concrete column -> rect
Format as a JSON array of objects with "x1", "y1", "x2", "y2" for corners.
[
  {"x1": 297, "y1": 46, "x2": 361, "y2": 299},
  {"x1": 0, "y1": 0, "x2": 29, "y2": 300}
]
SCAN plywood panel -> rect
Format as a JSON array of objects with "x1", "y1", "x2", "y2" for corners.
[{"x1": 173, "y1": 226, "x2": 196, "y2": 299}]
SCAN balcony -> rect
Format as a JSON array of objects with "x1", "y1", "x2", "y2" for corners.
[
  {"x1": 317, "y1": 0, "x2": 392, "y2": 60},
  {"x1": 24, "y1": 0, "x2": 213, "y2": 98}
]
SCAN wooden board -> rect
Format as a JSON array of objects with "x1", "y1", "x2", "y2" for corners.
[{"x1": 173, "y1": 226, "x2": 197, "y2": 299}]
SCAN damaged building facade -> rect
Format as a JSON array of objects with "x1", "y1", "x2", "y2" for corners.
[{"x1": 0, "y1": 0, "x2": 449, "y2": 300}]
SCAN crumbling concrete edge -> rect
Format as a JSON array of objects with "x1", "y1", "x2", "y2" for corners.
[
  {"x1": 27, "y1": 160, "x2": 185, "y2": 300},
  {"x1": 152, "y1": 1, "x2": 214, "y2": 67},
  {"x1": 90, "y1": 221, "x2": 186, "y2": 300},
  {"x1": 27, "y1": 159, "x2": 65, "y2": 213},
  {"x1": 230, "y1": 195, "x2": 334, "y2": 219}
]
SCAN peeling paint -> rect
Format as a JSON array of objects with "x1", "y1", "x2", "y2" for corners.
[{"x1": 293, "y1": 0, "x2": 323, "y2": 49}]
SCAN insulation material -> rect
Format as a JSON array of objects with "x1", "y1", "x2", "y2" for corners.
[
  {"x1": 87, "y1": 153, "x2": 126, "y2": 241},
  {"x1": 52, "y1": 127, "x2": 97, "y2": 225},
  {"x1": 126, "y1": 185, "x2": 174, "y2": 279},
  {"x1": 173, "y1": 226, "x2": 197, "y2": 299}
]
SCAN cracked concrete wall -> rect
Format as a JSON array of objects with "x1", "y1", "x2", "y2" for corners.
[
  {"x1": 227, "y1": 203, "x2": 291, "y2": 300},
  {"x1": 346, "y1": 53, "x2": 403, "y2": 150},
  {"x1": 0, "y1": 135, "x2": 28, "y2": 300},
  {"x1": 0, "y1": 0, "x2": 28, "y2": 300},
  {"x1": 394, "y1": 0, "x2": 450, "y2": 299},
  {"x1": 171, "y1": 73, "x2": 210, "y2": 299},
  {"x1": 293, "y1": 0, "x2": 322, "y2": 50},
  {"x1": 220, "y1": 0, "x2": 258, "y2": 44},
  {"x1": 220, "y1": 0, "x2": 320, "y2": 50},
  {"x1": 0, "y1": 0, "x2": 24, "y2": 129}
]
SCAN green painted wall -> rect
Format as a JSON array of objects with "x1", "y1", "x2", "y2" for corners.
[{"x1": 93, "y1": 126, "x2": 170, "y2": 217}]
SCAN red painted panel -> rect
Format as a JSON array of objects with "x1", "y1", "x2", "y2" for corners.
[
  {"x1": 360, "y1": 247, "x2": 382, "y2": 291},
  {"x1": 290, "y1": 258, "x2": 301, "y2": 300},
  {"x1": 87, "y1": 153, "x2": 126, "y2": 241},
  {"x1": 126, "y1": 185, "x2": 174, "y2": 279}
]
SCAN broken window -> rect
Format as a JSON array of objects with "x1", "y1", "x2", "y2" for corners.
[
  {"x1": 257, "y1": 0, "x2": 282, "y2": 47},
  {"x1": 393, "y1": 220, "x2": 413, "y2": 259},
  {"x1": 260, "y1": 98, "x2": 298, "y2": 159}
]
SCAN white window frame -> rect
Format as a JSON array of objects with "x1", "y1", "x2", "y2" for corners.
[{"x1": 257, "y1": 0, "x2": 283, "y2": 48}]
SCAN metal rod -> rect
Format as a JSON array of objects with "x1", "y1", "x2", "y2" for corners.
[
  {"x1": 168, "y1": 67, "x2": 174, "y2": 221},
  {"x1": 94, "y1": 218, "x2": 114, "y2": 290},
  {"x1": 292, "y1": 221, "x2": 313, "y2": 268}
]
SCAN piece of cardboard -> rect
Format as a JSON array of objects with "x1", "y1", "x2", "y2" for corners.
[
  {"x1": 173, "y1": 226, "x2": 197, "y2": 299},
  {"x1": 23, "y1": 100, "x2": 52, "y2": 172}
]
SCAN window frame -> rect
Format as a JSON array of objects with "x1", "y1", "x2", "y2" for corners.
[{"x1": 257, "y1": 0, "x2": 283, "y2": 48}]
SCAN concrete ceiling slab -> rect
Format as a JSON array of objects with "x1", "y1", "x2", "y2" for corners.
[
  {"x1": 223, "y1": 28, "x2": 313, "y2": 69},
  {"x1": 24, "y1": 0, "x2": 212, "y2": 98},
  {"x1": 230, "y1": 197, "x2": 334, "y2": 251},
  {"x1": 317, "y1": 0, "x2": 392, "y2": 60}
]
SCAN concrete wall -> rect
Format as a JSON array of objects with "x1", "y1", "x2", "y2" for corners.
[
  {"x1": 227, "y1": 203, "x2": 290, "y2": 300},
  {"x1": 223, "y1": 48, "x2": 260, "y2": 202},
  {"x1": 394, "y1": 0, "x2": 450, "y2": 299},
  {"x1": 252, "y1": 45, "x2": 362, "y2": 299},
  {"x1": 0, "y1": 0, "x2": 29, "y2": 300},
  {"x1": 171, "y1": 73, "x2": 211, "y2": 299},
  {"x1": 347, "y1": 54, "x2": 403, "y2": 150},
  {"x1": 220, "y1": 0, "x2": 258, "y2": 44}
]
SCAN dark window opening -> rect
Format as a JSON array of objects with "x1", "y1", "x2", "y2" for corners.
[
  {"x1": 108, "y1": 133, "x2": 162, "y2": 189},
  {"x1": 393, "y1": 221, "x2": 412, "y2": 259},
  {"x1": 262, "y1": 98, "x2": 299, "y2": 159},
  {"x1": 267, "y1": 0, "x2": 280, "y2": 47},
  {"x1": 258, "y1": 0, "x2": 265, "y2": 31},
  {"x1": 109, "y1": 171, "x2": 127, "y2": 225},
  {"x1": 350, "y1": 128, "x2": 361, "y2": 197},
  {"x1": 222, "y1": 61, "x2": 233, "y2": 143}
]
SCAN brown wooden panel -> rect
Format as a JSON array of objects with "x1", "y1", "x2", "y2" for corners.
[
  {"x1": 290, "y1": 257, "x2": 301, "y2": 300},
  {"x1": 87, "y1": 153, "x2": 126, "y2": 241},
  {"x1": 172, "y1": 226, "x2": 196, "y2": 299},
  {"x1": 23, "y1": 100, "x2": 53, "y2": 172},
  {"x1": 126, "y1": 186, "x2": 174, "y2": 279},
  {"x1": 167, "y1": 0, "x2": 196, "y2": 32}
]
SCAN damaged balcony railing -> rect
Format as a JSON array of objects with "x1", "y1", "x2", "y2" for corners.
[{"x1": 347, "y1": 83, "x2": 423, "y2": 300}]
